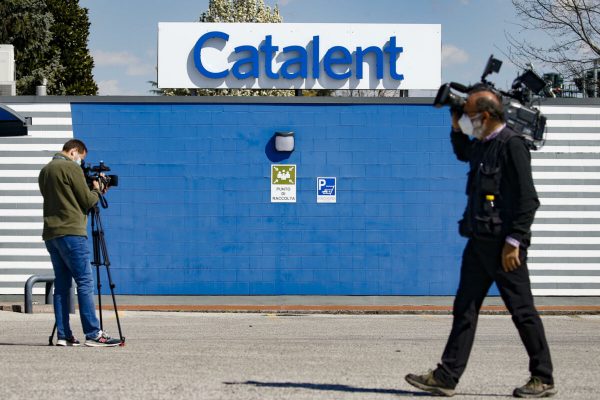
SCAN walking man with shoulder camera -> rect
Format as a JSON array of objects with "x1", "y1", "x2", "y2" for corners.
[
  {"x1": 38, "y1": 139, "x2": 121, "y2": 347},
  {"x1": 405, "y1": 89, "x2": 556, "y2": 398}
]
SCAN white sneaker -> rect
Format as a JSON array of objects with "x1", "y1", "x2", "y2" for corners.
[{"x1": 56, "y1": 336, "x2": 81, "y2": 347}]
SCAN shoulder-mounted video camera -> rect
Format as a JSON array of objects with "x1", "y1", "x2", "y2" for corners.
[
  {"x1": 82, "y1": 160, "x2": 119, "y2": 190},
  {"x1": 434, "y1": 55, "x2": 548, "y2": 150}
]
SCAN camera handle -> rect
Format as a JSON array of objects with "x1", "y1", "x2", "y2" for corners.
[{"x1": 98, "y1": 192, "x2": 108, "y2": 209}]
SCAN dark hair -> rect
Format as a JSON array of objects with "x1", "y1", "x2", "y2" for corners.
[
  {"x1": 468, "y1": 86, "x2": 504, "y2": 121},
  {"x1": 62, "y1": 139, "x2": 88, "y2": 154},
  {"x1": 475, "y1": 96, "x2": 505, "y2": 121}
]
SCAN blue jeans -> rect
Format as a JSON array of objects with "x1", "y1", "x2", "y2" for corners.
[{"x1": 45, "y1": 235, "x2": 101, "y2": 340}]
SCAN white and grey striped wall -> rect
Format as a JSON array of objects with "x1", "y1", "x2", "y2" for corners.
[
  {"x1": 0, "y1": 97, "x2": 599, "y2": 296},
  {"x1": 0, "y1": 102, "x2": 72, "y2": 294}
]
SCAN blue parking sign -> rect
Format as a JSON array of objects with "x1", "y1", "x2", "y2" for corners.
[{"x1": 317, "y1": 177, "x2": 336, "y2": 203}]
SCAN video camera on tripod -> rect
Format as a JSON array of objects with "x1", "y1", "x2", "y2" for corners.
[
  {"x1": 49, "y1": 158, "x2": 125, "y2": 346},
  {"x1": 82, "y1": 160, "x2": 119, "y2": 191},
  {"x1": 433, "y1": 55, "x2": 548, "y2": 150}
]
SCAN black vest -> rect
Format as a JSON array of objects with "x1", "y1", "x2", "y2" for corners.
[{"x1": 458, "y1": 129, "x2": 519, "y2": 240}]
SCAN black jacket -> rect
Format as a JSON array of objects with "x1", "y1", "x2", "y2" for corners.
[{"x1": 451, "y1": 126, "x2": 539, "y2": 246}]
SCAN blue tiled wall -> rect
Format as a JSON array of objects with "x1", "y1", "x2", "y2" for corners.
[{"x1": 71, "y1": 102, "x2": 470, "y2": 295}]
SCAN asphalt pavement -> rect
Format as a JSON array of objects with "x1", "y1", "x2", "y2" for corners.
[{"x1": 0, "y1": 311, "x2": 598, "y2": 400}]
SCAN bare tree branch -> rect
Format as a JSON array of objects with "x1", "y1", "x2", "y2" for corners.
[{"x1": 508, "y1": 0, "x2": 600, "y2": 79}]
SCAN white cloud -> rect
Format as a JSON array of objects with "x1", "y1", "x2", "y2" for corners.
[
  {"x1": 442, "y1": 44, "x2": 469, "y2": 66},
  {"x1": 97, "y1": 80, "x2": 121, "y2": 95},
  {"x1": 97, "y1": 79, "x2": 140, "y2": 96},
  {"x1": 92, "y1": 50, "x2": 154, "y2": 77}
]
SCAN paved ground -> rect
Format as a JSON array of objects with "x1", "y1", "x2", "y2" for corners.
[{"x1": 0, "y1": 311, "x2": 598, "y2": 400}]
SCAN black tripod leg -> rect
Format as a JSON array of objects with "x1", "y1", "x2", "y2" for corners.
[
  {"x1": 104, "y1": 263, "x2": 125, "y2": 345},
  {"x1": 90, "y1": 204, "x2": 125, "y2": 345},
  {"x1": 49, "y1": 323, "x2": 57, "y2": 346},
  {"x1": 96, "y1": 264, "x2": 103, "y2": 331}
]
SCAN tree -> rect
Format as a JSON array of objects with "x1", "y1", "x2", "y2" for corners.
[
  {"x1": 154, "y1": 0, "x2": 295, "y2": 97},
  {"x1": 0, "y1": 0, "x2": 62, "y2": 95},
  {"x1": 508, "y1": 0, "x2": 600, "y2": 79},
  {"x1": 0, "y1": 0, "x2": 97, "y2": 95},
  {"x1": 46, "y1": 0, "x2": 98, "y2": 95}
]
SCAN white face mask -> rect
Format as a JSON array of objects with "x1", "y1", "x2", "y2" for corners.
[
  {"x1": 458, "y1": 113, "x2": 484, "y2": 139},
  {"x1": 70, "y1": 151, "x2": 82, "y2": 166}
]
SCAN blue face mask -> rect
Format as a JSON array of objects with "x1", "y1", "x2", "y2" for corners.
[{"x1": 73, "y1": 158, "x2": 82, "y2": 166}]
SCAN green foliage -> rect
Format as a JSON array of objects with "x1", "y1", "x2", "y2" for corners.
[
  {"x1": 0, "y1": 0, "x2": 97, "y2": 95},
  {"x1": 0, "y1": 0, "x2": 60, "y2": 94},
  {"x1": 46, "y1": 0, "x2": 98, "y2": 95}
]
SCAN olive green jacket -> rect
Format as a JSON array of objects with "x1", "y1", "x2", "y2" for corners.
[{"x1": 38, "y1": 153, "x2": 100, "y2": 241}]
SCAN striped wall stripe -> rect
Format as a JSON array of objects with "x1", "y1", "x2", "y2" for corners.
[
  {"x1": 0, "y1": 103, "x2": 72, "y2": 294},
  {"x1": 6, "y1": 104, "x2": 71, "y2": 112},
  {"x1": 0, "y1": 248, "x2": 49, "y2": 256},
  {"x1": 533, "y1": 159, "x2": 600, "y2": 166},
  {"x1": 539, "y1": 106, "x2": 600, "y2": 114},
  {"x1": 529, "y1": 263, "x2": 600, "y2": 270},
  {"x1": 0, "y1": 171, "x2": 46, "y2": 177},
  {"x1": 0, "y1": 262, "x2": 53, "y2": 269},
  {"x1": 538, "y1": 146, "x2": 600, "y2": 153},
  {"x1": 531, "y1": 276, "x2": 600, "y2": 283},
  {"x1": 31, "y1": 117, "x2": 73, "y2": 126},
  {"x1": 0, "y1": 197, "x2": 43, "y2": 203},
  {"x1": 532, "y1": 289, "x2": 600, "y2": 295},
  {"x1": 533, "y1": 172, "x2": 600, "y2": 179},
  {"x1": 1, "y1": 285, "x2": 46, "y2": 295},
  {"x1": 546, "y1": 120, "x2": 600, "y2": 128},
  {"x1": 0, "y1": 184, "x2": 40, "y2": 190},
  {"x1": 533, "y1": 237, "x2": 600, "y2": 244}
]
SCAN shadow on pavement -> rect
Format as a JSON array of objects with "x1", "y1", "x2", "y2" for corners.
[
  {"x1": 225, "y1": 381, "x2": 509, "y2": 397},
  {"x1": 224, "y1": 380, "x2": 429, "y2": 396}
]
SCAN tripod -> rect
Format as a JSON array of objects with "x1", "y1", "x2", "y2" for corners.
[{"x1": 49, "y1": 199, "x2": 125, "y2": 346}]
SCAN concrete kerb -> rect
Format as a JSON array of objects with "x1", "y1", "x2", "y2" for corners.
[{"x1": 2, "y1": 295, "x2": 599, "y2": 315}]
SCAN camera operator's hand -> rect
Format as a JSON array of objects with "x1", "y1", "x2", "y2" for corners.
[
  {"x1": 98, "y1": 173, "x2": 110, "y2": 194},
  {"x1": 451, "y1": 110, "x2": 462, "y2": 131},
  {"x1": 92, "y1": 179, "x2": 101, "y2": 192},
  {"x1": 501, "y1": 242, "x2": 521, "y2": 272}
]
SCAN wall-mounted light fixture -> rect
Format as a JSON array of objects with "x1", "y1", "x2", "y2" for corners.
[{"x1": 274, "y1": 131, "x2": 295, "y2": 152}]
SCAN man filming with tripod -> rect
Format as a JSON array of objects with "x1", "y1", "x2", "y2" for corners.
[{"x1": 39, "y1": 139, "x2": 121, "y2": 347}]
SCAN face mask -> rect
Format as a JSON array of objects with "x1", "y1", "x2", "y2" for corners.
[
  {"x1": 458, "y1": 113, "x2": 484, "y2": 139},
  {"x1": 70, "y1": 151, "x2": 82, "y2": 166},
  {"x1": 471, "y1": 116, "x2": 484, "y2": 139}
]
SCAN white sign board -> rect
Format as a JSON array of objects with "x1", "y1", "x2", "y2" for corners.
[
  {"x1": 271, "y1": 165, "x2": 296, "y2": 203},
  {"x1": 158, "y1": 23, "x2": 441, "y2": 90},
  {"x1": 317, "y1": 177, "x2": 336, "y2": 203}
]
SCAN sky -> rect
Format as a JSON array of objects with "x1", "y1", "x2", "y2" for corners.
[{"x1": 79, "y1": 0, "x2": 554, "y2": 96}]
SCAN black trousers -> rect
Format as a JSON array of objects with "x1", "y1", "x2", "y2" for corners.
[{"x1": 434, "y1": 238, "x2": 554, "y2": 388}]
